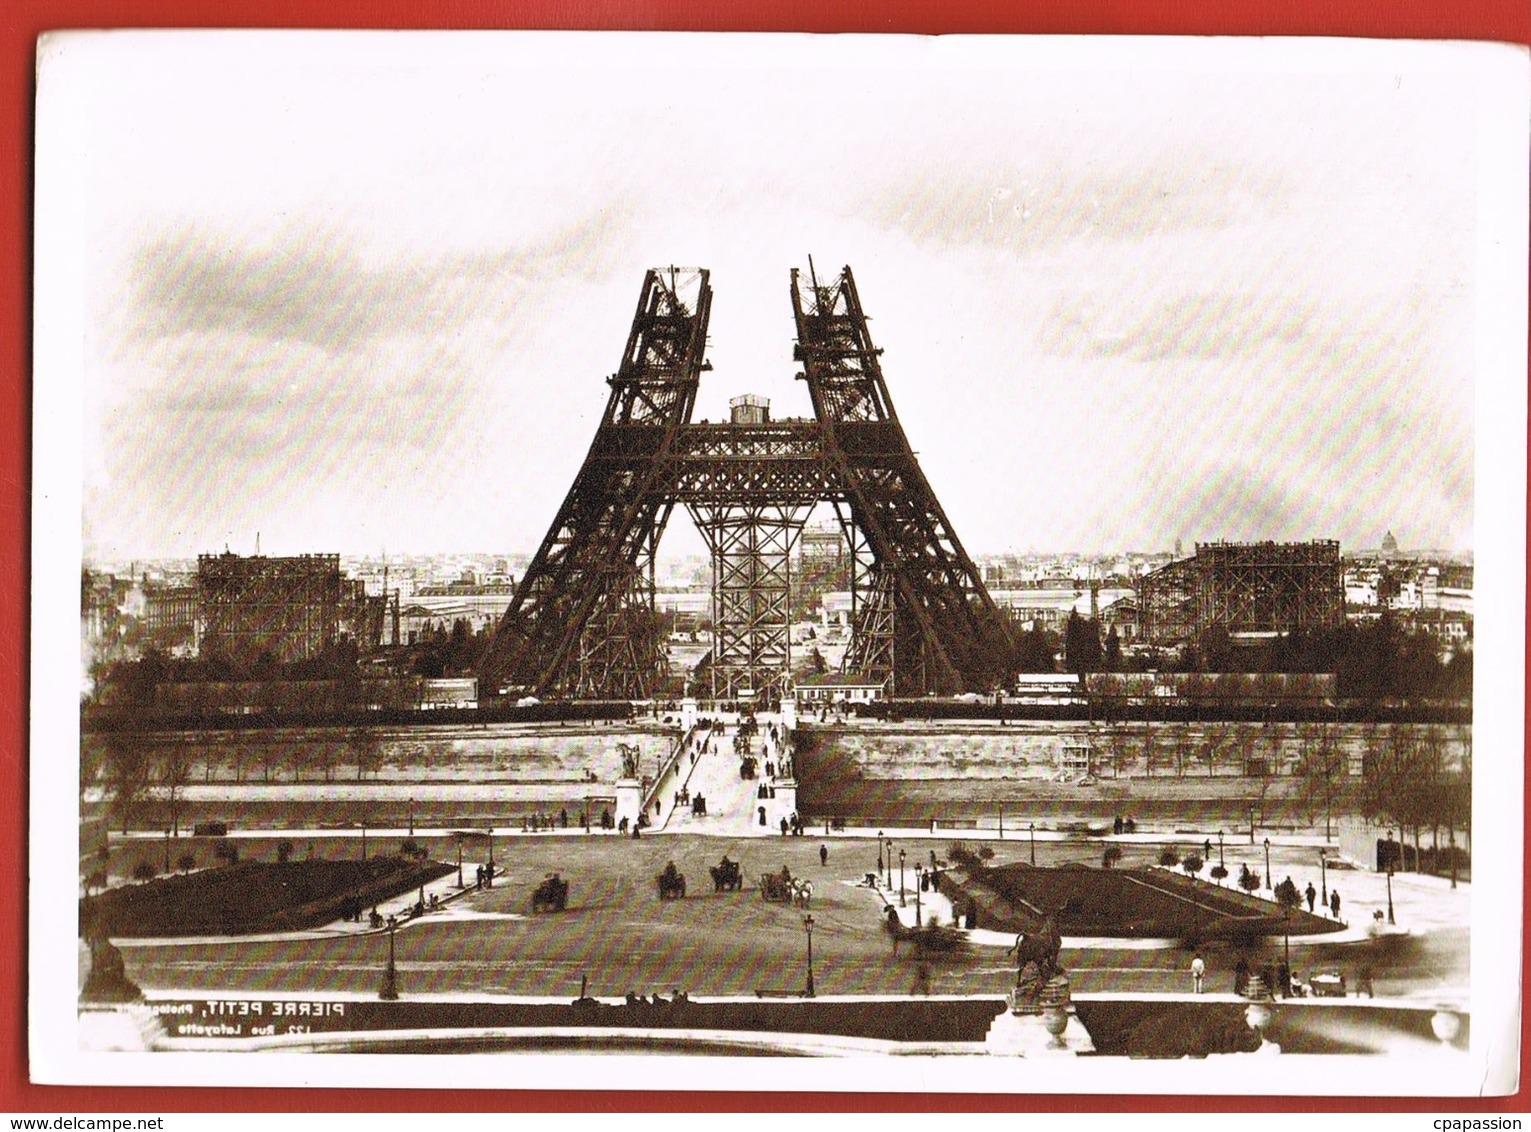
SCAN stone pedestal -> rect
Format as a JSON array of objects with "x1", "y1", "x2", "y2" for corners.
[
  {"x1": 988, "y1": 997, "x2": 1092, "y2": 1056},
  {"x1": 779, "y1": 697, "x2": 797, "y2": 732},
  {"x1": 614, "y1": 778, "x2": 643, "y2": 830},
  {"x1": 1242, "y1": 981, "x2": 1282, "y2": 1054},
  {"x1": 681, "y1": 697, "x2": 698, "y2": 732},
  {"x1": 763, "y1": 778, "x2": 798, "y2": 830},
  {"x1": 987, "y1": 976, "x2": 1093, "y2": 1056},
  {"x1": 1431, "y1": 1008, "x2": 1463, "y2": 1046},
  {"x1": 78, "y1": 1006, "x2": 167, "y2": 1052}
]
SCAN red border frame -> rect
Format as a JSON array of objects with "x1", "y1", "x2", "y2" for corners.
[{"x1": 4, "y1": 0, "x2": 1528, "y2": 1114}]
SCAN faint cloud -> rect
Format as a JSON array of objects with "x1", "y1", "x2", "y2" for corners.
[
  {"x1": 1038, "y1": 289, "x2": 1317, "y2": 361},
  {"x1": 121, "y1": 208, "x2": 634, "y2": 354},
  {"x1": 859, "y1": 154, "x2": 1291, "y2": 255}
]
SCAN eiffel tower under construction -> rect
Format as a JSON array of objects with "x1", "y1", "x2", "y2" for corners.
[{"x1": 478, "y1": 264, "x2": 1014, "y2": 704}]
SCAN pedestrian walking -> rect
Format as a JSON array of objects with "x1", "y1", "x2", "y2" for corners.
[
  {"x1": 1357, "y1": 964, "x2": 1375, "y2": 998},
  {"x1": 913, "y1": 963, "x2": 932, "y2": 996},
  {"x1": 819, "y1": 844, "x2": 828, "y2": 867},
  {"x1": 1329, "y1": 888, "x2": 1341, "y2": 919},
  {"x1": 1190, "y1": 954, "x2": 1205, "y2": 994},
  {"x1": 1305, "y1": 881, "x2": 1317, "y2": 913}
]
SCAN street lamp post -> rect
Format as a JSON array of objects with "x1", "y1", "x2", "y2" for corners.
[
  {"x1": 1217, "y1": 829, "x2": 1225, "y2": 870},
  {"x1": 361, "y1": 820, "x2": 368, "y2": 861},
  {"x1": 1263, "y1": 837, "x2": 1271, "y2": 891},
  {"x1": 163, "y1": 828, "x2": 171, "y2": 875},
  {"x1": 1029, "y1": 822, "x2": 1036, "y2": 867},
  {"x1": 999, "y1": 806, "x2": 1003, "y2": 839},
  {"x1": 1319, "y1": 848, "x2": 1328, "y2": 907},
  {"x1": 803, "y1": 914, "x2": 816, "y2": 998},
  {"x1": 1386, "y1": 864, "x2": 1395, "y2": 925},
  {"x1": 487, "y1": 827, "x2": 495, "y2": 888},
  {"x1": 899, "y1": 850, "x2": 906, "y2": 907},
  {"x1": 379, "y1": 919, "x2": 400, "y2": 1000},
  {"x1": 408, "y1": 797, "x2": 414, "y2": 837},
  {"x1": 456, "y1": 836, "x2": 464, "y2": 888},
  {"x1": 877, "y1": 831, "x2": 885, "y2": 885},
  {"x1": 914, "y1": 864, "x2": 923, "y2": 926}
]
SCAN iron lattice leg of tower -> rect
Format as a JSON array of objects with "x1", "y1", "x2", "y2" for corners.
[
  {"x1": 791, "y1": 264, "x2": 1013, "y2": 697},
  {"x1": 478, "y1": 269, "x2": 711, "y2": 700},
  {"x1": 690, "y1": 504, "x2": 810, "y2": 704},
  {"x1": 826, "y1": 500, "x2": 894, "y2": 684}
]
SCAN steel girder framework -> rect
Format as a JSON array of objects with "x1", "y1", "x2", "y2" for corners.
[
  {"x1": 1139, "y1": 540, "x2": 1345, "y2": 646},
  {"x1": 790, "y1": 265, "x2": 1013, "y2": 697},
  {"x1": 689, "y1": 504, "x2": 811, "y2": 702},
  {"x1": 477, "y1": 268, "x2": 712, "y2": 700},
  {"x1": 479, "y1": 264, "x2": 1011, "y2": 701}
]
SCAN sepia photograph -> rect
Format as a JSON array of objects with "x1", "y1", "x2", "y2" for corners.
[{"x1": 29, "y1": 30, "x2": 1527, "y2": 1095}]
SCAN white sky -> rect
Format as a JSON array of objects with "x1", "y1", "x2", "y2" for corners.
[{"x1": 57, "y1": 33, "x2": 1496, "y2": 561}]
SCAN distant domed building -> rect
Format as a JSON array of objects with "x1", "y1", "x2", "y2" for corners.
[{"x1": 1380, "y1": 530, "x2": 1399, "y2": 558}]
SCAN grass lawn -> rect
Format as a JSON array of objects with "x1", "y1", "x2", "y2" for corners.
[
  {"x1": 956, "y1": 863, "x2": 1343, "y2": 941},
  {"x1": 86, "y1": 858, "x2": 453, "y2": 937}
]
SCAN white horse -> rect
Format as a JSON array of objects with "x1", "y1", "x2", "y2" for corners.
[{"x1": 791, "y1": 879, "x2": 814, "y2": 908}]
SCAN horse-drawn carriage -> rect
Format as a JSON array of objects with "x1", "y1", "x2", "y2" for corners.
[
  {"x1": 709, "y1": 856, "x2": 743, "y2": 892},
  {"x1": 884, "y1": 905, "x2": 966, "y2": 956},
  {"x1": 760, "y1": 867, "x2": 794, "y2": 903},
  {"x1": 657, "y1": 861, "x2": 687, "y2": 900},
  {"x1": 761, "y1": 867, "x2": 812, "y2": 907},
  {"x1": 531, "y1": 873, "x2": 569, "y2": 913}
]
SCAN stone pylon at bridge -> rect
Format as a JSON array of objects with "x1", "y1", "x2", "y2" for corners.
[{"x1": 478, "y1": 264, "x2": 1014, "y2": 704}]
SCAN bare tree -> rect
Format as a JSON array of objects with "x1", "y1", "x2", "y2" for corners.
[
  {"x1": 1093, "y1": 673, "x2": 1125, "y2": 725},
  {"x1": 1198, "y1": 722, "x2": 1229, "y2": 778},
  {"x1": 353, "y1": 727, "x2": 385, "y2": 781},
  {"x1": 1440, "y1": 725, "x2": 1471, "y2": 888},
  {"x1": 303, "y1": 738, "x2": 340, "y2": 784},
  {"x1": 1293, "y1": 720, "x2": 1344, "y2": 841},
  {"x1": 105, "y1": 732, "x2": 154, "y2": 835},
  {"x1": 1100, "y1": 726, "x2": 1134, "y2": 779},
  {"x1": 1229, "y1": 722, "x2": 1272, "y2": 834},
  {"x1": 254, "y1": 739, "x2": 288, "y2": 784},
  {"x1": 1137, "y1": 724, "x2": 1168, "y2": 777},
  {"x1": 1171, "y1": 726, "x2": 1197, "y2": 779},
  {"x1": 1181, "y1": 667, "x2": 1206, "y2": 723},
  {"x1": 1229, "y1": 722, "x2": 1260, "y2": 776},
  {"x1": 159, "y1": 746, "x2": 193, "y2": 837},
  {"x1": 1357, "y1": 724, "x2": 1425, "y2": 868},
  {"x1": 1416, "y1": 725, "x2": 1455, "y2": 876}
]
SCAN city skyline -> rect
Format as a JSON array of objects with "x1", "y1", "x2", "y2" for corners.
[
  {"x1": 82, "y1": 529, "x2": 1468, "y2": 578},
  {"x1": 66, "y1": 34, "x2": 1482, "y2": 563}
]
